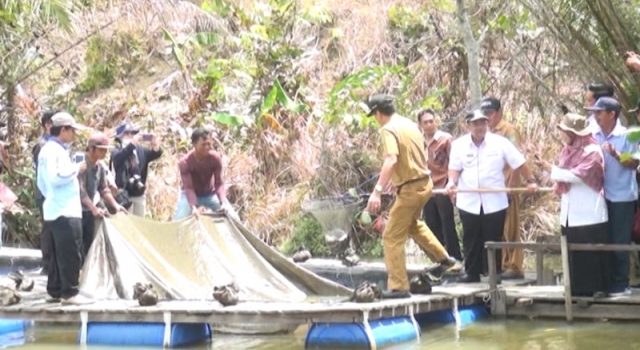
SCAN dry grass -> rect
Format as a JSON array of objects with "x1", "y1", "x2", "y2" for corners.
[{"x1": 6, "y1": 0, "x2": 588, "y2": 249}]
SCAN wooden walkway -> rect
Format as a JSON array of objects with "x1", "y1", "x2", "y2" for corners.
[
  {"x1": 486, "y1": 285, "x2": 640, "y2": 320},
  {"x1": 0, "y1": 284, "x2": 487, "y2": 325}
]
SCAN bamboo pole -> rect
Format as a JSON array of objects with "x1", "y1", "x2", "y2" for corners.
[{"x1": 432, "y1": 187, "x2": 554, "y2": 195}]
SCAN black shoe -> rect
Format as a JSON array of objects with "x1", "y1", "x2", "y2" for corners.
[
  {"x1": 381, "y1": 290, "x2": 411, "y2": 299},
  {"x1": 426, "y1": 257, "x2": 462, "y2": 279},
  {"x1": 456, "y1": 274, "x2": 480, "y2": 283},
  {"x1": 500, "y1": 270, "x2": 524, "y2": 280}
]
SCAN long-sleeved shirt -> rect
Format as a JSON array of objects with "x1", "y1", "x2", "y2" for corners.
[
  {"x1": 550, "y1": 163, "x2": 607, "y2": 227},
  {"x1": 111, "y1": 142, "x2": 162, "y2": 197},
  {"x1": 36, "y1": 138, "x2": 82, "y2": 221},
  {"x1": 178, "y1": 150, "x2": 225, "y2": 206},
  {"x1": 425, "y1": 130, "x2": 452, "y2": 188}
]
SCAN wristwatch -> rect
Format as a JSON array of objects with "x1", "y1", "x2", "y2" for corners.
[{"x1": 374, "y1": 184, "x2": 383, "y2": 193}]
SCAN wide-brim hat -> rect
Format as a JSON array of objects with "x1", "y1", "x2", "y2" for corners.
[
  {"x1": 88, "y1": 133, "x2": 113, "y2": 149},
  {"x1": 557, "y1": 113, "x2": 590, "y2": 136},
  {"x1": 115, "y1": 122, "x2": 140, "y2": 138}
]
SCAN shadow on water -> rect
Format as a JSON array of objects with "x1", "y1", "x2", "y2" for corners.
[{"x1": 11, "y1": 318, "x2": 640, "y2": 349}]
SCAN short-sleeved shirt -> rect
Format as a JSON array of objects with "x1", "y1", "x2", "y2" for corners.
[
  {"x1": 426, "y1": 130, "x2": 452, "y2": 188},
  {"x1": 380, "y1": 115, "x2": 430, "y2": 187},
  {"x1": 449, "y1": 132, "x2": 526, "y2": 214},
  {"x1": 178, "y1": 150, "x2": 224, "y2": 206},
  {"x1": 593, "y1": 124, "x2": 639, "y2": 202}
]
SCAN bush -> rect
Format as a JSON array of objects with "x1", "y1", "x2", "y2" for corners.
[{"x1": 281, "y1": 214, "x2": 330, "y2": 257}]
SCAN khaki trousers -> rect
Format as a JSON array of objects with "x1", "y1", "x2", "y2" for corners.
[
  {"x1": 384, "y1": 178, "x2": 449, "y2": 291},
  {"x1": 501, "y1": 195, "x2": 523, "y2": 273}
]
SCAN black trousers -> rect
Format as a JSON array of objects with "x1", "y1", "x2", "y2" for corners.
[
  {"x1": 81, "y1": 211, "x2": 96, "y2": 260},
  {"x1": 37, "y1": 198, "x2": 52, "y2": 273},
  {"x1": 459, "y1": 207, "x2": 506, "y2": 278},
  {"x1": 45, "y1": 216, "x2": 83, "y2": 299},
  {"x1": 563, "y1": 222, "x2": 609, "y2": 296},
  {"x1": 423, "y1": 194, "x2": 462, "y2": 260}
]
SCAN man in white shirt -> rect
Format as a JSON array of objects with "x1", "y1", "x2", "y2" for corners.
[
  {"x1": 37, "y1": 112, "x2": 93, "y2": 305},
  {"x1": 446, "y1": 110, "x2": 537, "y2": 283}
]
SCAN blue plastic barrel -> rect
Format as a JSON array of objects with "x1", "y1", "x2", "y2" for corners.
[
  {"x1": 305, "y1": 316, "x2": 418, "y2": 349},
  {"x1": 0, "y1": 319, "x2": 27, "y2": 348},
  {"x1": 85, "y1": 322, "x2": 211, "y2": 347}
]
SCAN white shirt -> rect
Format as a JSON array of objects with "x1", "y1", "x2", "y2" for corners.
[
  {"x1": 550, "y1": 160, "x2": 607, "y2": 227},
  {"x1": 449, "y1": 132, "x2": 526, "y2": 214},
  {"x1": 37, "y1": 139, "x2": 82, "y2": 221}
]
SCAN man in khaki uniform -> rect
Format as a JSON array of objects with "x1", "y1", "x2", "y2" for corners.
[
  {"x1": 364, "y1": 94, "x2": 457, "y2": 298},
  {"x1": 481, "y1": 97, "x2": 524, "y2": 279}
]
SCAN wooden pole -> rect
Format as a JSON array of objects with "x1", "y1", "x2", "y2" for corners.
[
  {"x1": 560, "y1": 234, "x2": 573, "y2": 322},
  {"x1": 432, "y1": 187, "x2": 553, "y2": 195},
  {"x1": 487, "y1": 248, "x2": 498, "y2": 291}
]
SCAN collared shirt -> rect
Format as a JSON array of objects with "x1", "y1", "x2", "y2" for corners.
[
  {"x1": 37, "y1": 138, "x2": 82, "y2": 221},
  {"x1": 425, "y1": 130, "x2": 452, "y2": 188},
  {"x1": 550, "y1": 161, "x2": 608, "y2": 227},
  {"x1": 449, "y1": 132, "x2": 526, "y2": 214},
  {"x1": 380, "y1": 114, "x2": 430, "y2": 187},
  {"x1": 593, "y1": 123, "x2": 639, "y2": 202}
]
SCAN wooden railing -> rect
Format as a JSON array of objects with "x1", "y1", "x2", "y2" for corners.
[{"x1": 485, "y1": 240, "x2": 640, "y2": 321}]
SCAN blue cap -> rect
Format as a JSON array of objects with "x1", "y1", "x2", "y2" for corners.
[
  {"x1": 115, "y1": 122, "x2": 139, "y2": 138},
  {"x1": 585, "y1": 97, "x2": 621, "y2": 112}
]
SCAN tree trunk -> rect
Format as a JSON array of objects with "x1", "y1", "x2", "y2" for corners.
[{"x1": 456, "y1": 0, "x2": 482, "y2": 106}]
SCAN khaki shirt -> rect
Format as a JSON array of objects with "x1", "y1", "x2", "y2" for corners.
[
  {"x1": 380, "y1": 115, "x2": 430, "y2": 187},
  {"x1": 492, "y1": 119, "x2": 522, "y2": 186}
]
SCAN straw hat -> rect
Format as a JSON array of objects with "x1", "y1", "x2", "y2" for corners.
[{"x1": 557, "y1": 113, "x2": 590, "y2": 136}]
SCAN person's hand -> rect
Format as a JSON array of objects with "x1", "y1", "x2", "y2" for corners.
[
  {"x1": 601, "y1": 142, "x2": 616, "y2": 156},
  {"x1": 526, "y1": 182, "x2": 538, "y2": 193},
  {"x1": 445, "y1": 182, "x2": 457, "y2": 203},
  {"x1": 91, "y1": 207, "x2": 108, "y2": 218},
  {"x1": 192, "y1": 205, "x2": 203, "y2": 218},
  {"x1": 221, "y1": 201, "x2": 240, "y2": 221},
  {"x1": 625, "y1": 51, "x2": 640, "y2": 71},
  {"x1": 115, "y1": 204, "x2": 128, "y2": 214},
  {"x1": 367, "y1": 192, "x2": 381, "y2": 214}
]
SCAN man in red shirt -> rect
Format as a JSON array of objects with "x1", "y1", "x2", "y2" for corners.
[{"x1": 173, "y1": 128, "x2": 228, "y2": 220}]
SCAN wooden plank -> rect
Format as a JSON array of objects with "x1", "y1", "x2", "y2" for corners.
[
  {"x1": 535, "y1": 248, "x2": 544, "y2": 286},
  {"x1": 560, "y1": 235, "x2": 573, "y2": 321},
  {"x1": 507, "y1": 302, "x2": 640, "y2": 320},
  {"x1": 487, "y1": 249, "x2": 498, "y2": 291}
]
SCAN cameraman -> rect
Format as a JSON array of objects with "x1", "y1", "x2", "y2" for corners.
[{"x1": 111, "y1": 122, "x2": 162, "y2": 217}]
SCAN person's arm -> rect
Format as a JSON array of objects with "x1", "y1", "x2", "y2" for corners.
[
  {"x1": 367, "y1": 129, "x2": 398, "y2": 214},
  {"x1": 211, "y1": 153, "x2": 227, "y2": 204},
  {"x1": 179, "y1": 157, "x2": 198, "y2": 209},
  {"x1": 550, "y1": 166, "x2": 582, "y2": 183},
  {"x1": 602, "y1": 142, "x2": 640, "y2": 169},
  {"x1": 97, "y1": 164, "x2": 125, "y2": 213},
  {"x1": 143, "y1": 142, "x2": 162, "y2": 163},
  {"x1": 111, "y1": 142, "x2": 137, "y2": 169},
  {"x1": 47, "y1": 148, "x2": 79, "y2": 186}
]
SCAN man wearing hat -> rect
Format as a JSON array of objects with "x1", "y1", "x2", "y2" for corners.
[
  {"x1": 37, "y1": 112, "x2": 93, "y2": 304},
  {"x1": 481, "y1": 97, "x2": 526, "y2": 280},
  {"x1": 364, "y1": 94, "x2": 458, "y2": 298},
  {"x1": 447, "y1": 110, "x2": 537, "y2": 283},
  {"x1": 111, "y1": 122, "x2": 162, "y2": 217},
  {"x1": 78, "y1": 133, "x2": 127, "y2": 257},
  {"x1": 588, "y1": 96, "x2": 639, "y2": 296}
]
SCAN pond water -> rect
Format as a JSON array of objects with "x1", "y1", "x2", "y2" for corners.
[{"x1": 10, "y1": 318, "x2": 640, "y2": 349}]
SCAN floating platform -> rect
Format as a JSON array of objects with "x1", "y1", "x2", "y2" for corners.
[{"x1": 0, "y1": 282, "x2": 494, "y2": 348}]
